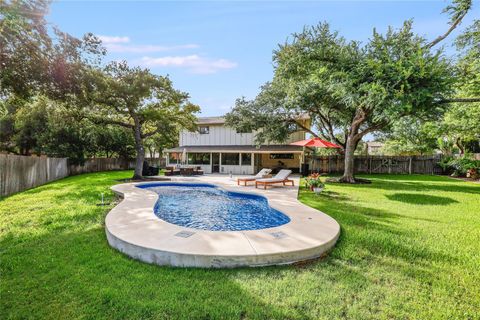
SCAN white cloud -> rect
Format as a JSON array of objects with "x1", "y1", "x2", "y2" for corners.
[
  {"x1": 138, "y1": 55, "x2": 237, "y2": 74},
  {"x1": 98, "y1": 35, "x2": 130, "y2": 44},
  {"x1": 106, "y1": 43, "x2": 199, "y2": 53},
  {"x1": 97, "y1": 35, "x2": 198, "y2": 53}
]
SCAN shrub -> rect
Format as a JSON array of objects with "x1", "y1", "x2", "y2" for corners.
[
  {"x1": 305, "y1": 173, "x2": 325, "y2": 190},
  {"x1": 438, "y1": 156, "x2": 455, "y2": 175},
  {"x1": 443, "y1": 155, "x2": 480, "y2": 178}
]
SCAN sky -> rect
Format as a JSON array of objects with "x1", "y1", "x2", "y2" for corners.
[{"x1": 48, "y1": 1, "x2": 480, "y2": 117}]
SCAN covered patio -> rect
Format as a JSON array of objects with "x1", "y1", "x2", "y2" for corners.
[{"x1": 165, "y1": 145, "x2": 305, "y2": 175}]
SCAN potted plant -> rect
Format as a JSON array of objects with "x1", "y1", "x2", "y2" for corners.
[{"x1": 305, "y1": 173, "x2": 325, "y2": 193}]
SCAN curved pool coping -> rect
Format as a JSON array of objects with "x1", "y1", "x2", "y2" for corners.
[{"x1": 105, "y1": 177, "x2": 340, "y2": 268}]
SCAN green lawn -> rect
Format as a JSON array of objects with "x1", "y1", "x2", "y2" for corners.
[{"x1": 1, "y1": 172, "x2": 479, "y2": 319}]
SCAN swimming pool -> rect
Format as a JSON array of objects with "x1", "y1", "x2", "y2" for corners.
[{"x1": 137, "y1": 182, "x2": 290, "y2": 231}]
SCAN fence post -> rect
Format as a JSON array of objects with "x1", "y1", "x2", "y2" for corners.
[{"x1": 409, "y1": 157, "x2": 412, "y2": 174}]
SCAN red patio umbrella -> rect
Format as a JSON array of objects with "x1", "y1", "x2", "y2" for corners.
[
  {"x1": 290, "y1": 137, "x2": 342, "y2": 148},
  {"x1": 291, "y1": 137, "x2": 342, "y2": 175}
]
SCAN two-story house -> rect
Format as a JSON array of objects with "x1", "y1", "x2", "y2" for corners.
[{"x1": 165, "y1": 116, "x2": 310, "y2": 174}]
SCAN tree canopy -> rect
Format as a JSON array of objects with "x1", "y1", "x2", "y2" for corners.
[
  {"x1": 0, "y1": 0, "x2": 104, "y2": 104},
  {"x1": 380, "y1": 17, "x2": 480, "y2": 156},
  {"x1": 227, "y1": 21, "x2": 455, "y2": 182},
  {"x1": 1, "y1": 1, "x2": 199, "y2": 178},
  {"x1": 85, "y1": 61, "x2": 199, "y2": 178}
]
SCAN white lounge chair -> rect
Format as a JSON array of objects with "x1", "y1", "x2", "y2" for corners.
[
  {"x1": 237, "y1": 168, "x2": 272, "y2": 186},
  {"x1": 255, "y1": 169, "x2": 294, "y2": 189}
]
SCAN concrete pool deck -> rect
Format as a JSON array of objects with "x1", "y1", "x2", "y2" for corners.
[{"x1": 105, "y1": 174, "x2": 340, "y2": 268}]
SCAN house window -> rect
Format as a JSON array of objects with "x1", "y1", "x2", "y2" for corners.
[
  {"x1": 241, "y1": 153, "x2": 252, "y2": 165},
  {"x1": 188, "y1": 153, "x2": 210, "y2": 165},
  {"x1": 198, "y1": 126, "x2": 209, "y2": 134},
  {"x1": 168, "y1": 153, "x2": 179, "y2": 163},
  {"x1": 270, "y1": 153, "x2": 294, "y2": 160},
  {"x1": 287, "y1": 123, "x2": 299, "y2": 132},
  {"x1": 236, "y1": 128, "x2": 252, "y2": 134},
  {"x1": 221, "y1": 153, "x2": 240, "y2": 165}
]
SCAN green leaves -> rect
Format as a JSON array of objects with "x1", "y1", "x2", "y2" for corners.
[
  {"x1": 227, "y1": 20, "x2": 454, "y2": 148},
  {"x1": 0, "y1": 0, "x2": 105, "y2": 100}
]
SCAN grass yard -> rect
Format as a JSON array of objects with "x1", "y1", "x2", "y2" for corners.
[{"x1": 1, "y1": 172, "x2": 479, "y2": 319}]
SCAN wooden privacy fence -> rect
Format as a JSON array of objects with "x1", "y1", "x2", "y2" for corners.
[
  {"x1": 67, "y1": 158, "x2": 135, "y2": 175},
  {"x1": 310, "y1": 155, "x2": 443, "y2": 175},
  {"x1": 0, "y1": 154, "x2": 69, "y2": 197},
  {"x1": 1, "y1": 155, "x2": 166, "y2": 197}
]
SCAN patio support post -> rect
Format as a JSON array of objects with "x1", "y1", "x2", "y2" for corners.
[{"x1": 251, "y1": 152, "x2": 254, "y2": 174}]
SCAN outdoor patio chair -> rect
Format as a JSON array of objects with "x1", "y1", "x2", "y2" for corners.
[
  {"x1": 237, "y1": 168, "x2": 272, "y2": 186},
  {"x1": 255, "y1": 169, "x2": 294, "y2": 189},
  {"x1": 164, "y1": 166, "x2": 180, "y2": 176}
]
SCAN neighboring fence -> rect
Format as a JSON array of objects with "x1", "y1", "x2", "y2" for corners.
[
  {"x1": 67, "y1": 158, "x2": 136, "y2": 176},
  {"x1": 1, "y1": 155, "x2": 167, "y2": 197},
  {"x1": 310, "y1": 155, "x2": 443, "y2": 175},
  {"x1": 0, "y1": 154, "x2": 69, "y2": 197},
  {"x1": 67, "y1": 157, "x2": 165, "y2": 175},
  {"x1": 145, "y1": 157, "x2": 166, "y2": 168}
]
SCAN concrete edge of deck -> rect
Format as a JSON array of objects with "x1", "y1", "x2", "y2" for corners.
[{"x1": 105, "y1": 175, "x2": 340, "y2": 268}]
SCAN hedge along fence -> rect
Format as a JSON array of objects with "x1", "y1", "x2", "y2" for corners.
[
  {"x1": 0, "y1": 155, "x2": 166, "y2": 197},
  {"x1": 310, "y1": 155, "x2": 444, "y2": 175}
]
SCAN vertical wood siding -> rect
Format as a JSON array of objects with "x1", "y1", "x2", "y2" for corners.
[{"x1": 179, "y1": 125, "x2": 306, "y2": 146}]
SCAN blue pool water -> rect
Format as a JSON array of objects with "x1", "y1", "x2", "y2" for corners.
[{"x1": 137, "y1": 182, "x2": 290, "y2": 231}]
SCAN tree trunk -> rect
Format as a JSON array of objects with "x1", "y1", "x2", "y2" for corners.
[
  {"x1": 456, "y1": 137, "x2": 465, "y2": 156},
  {"x1": 132, "y1": 117, "x2": 145, "y2": 180},
  {"x1": 339, "y1": 137, "x2": 357, "y2": 183}
]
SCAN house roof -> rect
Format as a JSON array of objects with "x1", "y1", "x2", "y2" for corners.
[
  {"x1": 165, "y1": 145, "x2": 304, "y2": 153},
  {"x1": 366, "y1": 141, "x2": 384, "y2": 147},
  {"x1": 196, "y1": 117, "x2": 226, "y2": 125}
]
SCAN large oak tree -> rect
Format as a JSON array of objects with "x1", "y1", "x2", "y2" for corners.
[
  {"x1": 226, "y1": 0, "x2": 478, "y2": 183},
  {"x1": 86, "y1": 62, "x2": 199, "y2": 179}
]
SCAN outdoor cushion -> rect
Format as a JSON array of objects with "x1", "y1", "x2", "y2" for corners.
[
  {"x1": 238, "y1": 168, "x2": 272, "y2": 180},
  {"x1": 256, "y1": 169, "x2": 292, "y2": 183}
]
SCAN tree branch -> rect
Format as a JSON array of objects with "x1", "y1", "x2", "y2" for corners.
[
  {"x1": 350, "y1": 107, "x2": 369, "y2": 135},
  {"x1": 355, "y1": 121, "x2": 389, "y2": 140},
  {"x1": 141, "y1": 130, "x2": 159, "y2": 139},
  {"x1": 88, "y1": 116, "x2": 134, "y2": 129},
  {"x1": 316, "y1": 113, "x2": 346, "y2": 148},
  {"x1": 437, "y1": 97, "x2": 480, "y2": 104},
  {"x1": 425, "y1": 7, "x2": 469, "y2": 49},
  {"x1": 292, "y1": 119, "x2": 319, "y2": 138}
]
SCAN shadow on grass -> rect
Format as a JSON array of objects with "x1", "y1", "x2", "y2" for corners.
[
  {"x1": 1, "y1": 226, "x2": 298, "y2": 320},
  {"x1": 343, "y1": 175, "x2": 480, "y2": 195},
  {"x1": 313, "y1": 190, "x2": 350, "y2": 201},
  {"x1": 386, "y1": 193, "x2": 458, "y2": 205},
  {"x1": 299, "y1": 187, "x2": 458, "y2": 267}
]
